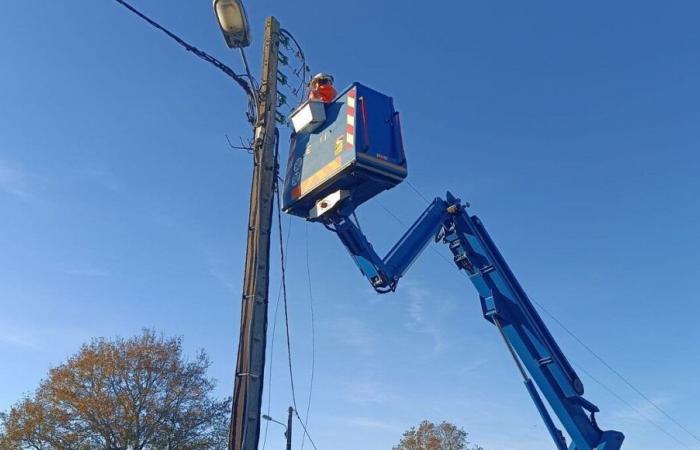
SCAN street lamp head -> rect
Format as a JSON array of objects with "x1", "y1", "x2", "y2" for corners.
[
  {"x1": 261, "y1": 415, "x2": 272, "y2": 421},
  {"x1": 213, "y1": 0, "x2": 251, "y2": 48}
]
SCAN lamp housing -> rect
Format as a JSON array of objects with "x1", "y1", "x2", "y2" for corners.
[{"x1": 213, "y1": 0, "x2": 251, "y2": 48}]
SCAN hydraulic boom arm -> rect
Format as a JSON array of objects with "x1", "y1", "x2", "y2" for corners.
[{"x1": 321, "y1": 192, "x2": 624, "y2": 450}]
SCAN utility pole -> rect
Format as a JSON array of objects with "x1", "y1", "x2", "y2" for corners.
[
  {"x1": 228, "y1": 16, "x2": 281, "y2": 450},
  {"x1": 286, "y1": 406, "x2": 293, "y2": 450}
]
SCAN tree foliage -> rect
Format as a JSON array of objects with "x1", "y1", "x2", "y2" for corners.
[
  {"x1": 393, "y1": 420, "x2": 484, "y2": 450},
  {"x1": 0, "y1": 330, "x2": 230, "y2": 450}
]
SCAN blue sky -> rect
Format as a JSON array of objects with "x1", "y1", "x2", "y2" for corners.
[{"x1": 1, "y1": 1, "x2": 699, "y2": 449}]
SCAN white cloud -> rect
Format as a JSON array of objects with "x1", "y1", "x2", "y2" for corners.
[
  {"x1": 75, "y1": 165, "x2": 124, "y2": 193},
  {"x1": 205, "y1": 252, "x2": 237, "y2": 291},
  {"x1": 0, "y1": 160, "x2": 33, "y2": 199},
  {"x1": 344, "y1": 380, "x2": 391, "y2": 405},
  {"x1": 610, "y1": 394, "x2": 674, "y2": 424},
  {"x1": 0, "y1": 329, "x2": 41, "y2": 351},
  {"x1": 330, "y1": 316, "x2": 373, "y2": 350},
  {"x1": 65, "y1": 266, "x2": 110, "y2": 277},
  {"x1": 0, "y1": 315, "x2": 98, "y2": 357},
  {"x1": 403, "y1": 281, "x2": 455, "y2": 354},
  {"x1": 458, "y1": 358, "x2": 489, "y2": 374},
  {"x1": 347, "y1": 416, "x2": 397, "y2": 430}
]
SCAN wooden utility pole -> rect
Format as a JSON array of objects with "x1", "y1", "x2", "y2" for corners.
[{"x1": 228, "y1": 16, "x2": 281, "y2": 450}]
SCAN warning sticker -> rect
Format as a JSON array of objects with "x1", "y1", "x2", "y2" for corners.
[{"x1": 335, "y1": 136, "x2": 345, "y2": 155}]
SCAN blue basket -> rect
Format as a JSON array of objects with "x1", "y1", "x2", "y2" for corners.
[{"x1": 282, "y1": 82, "x2": 407, "y2": 219}]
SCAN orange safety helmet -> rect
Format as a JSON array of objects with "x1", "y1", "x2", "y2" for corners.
[{"x1": 309, "y1": 73, "x2": 337, "y2": 103}]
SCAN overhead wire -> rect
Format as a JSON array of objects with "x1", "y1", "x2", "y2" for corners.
[
  {"x1": 273, "y1": 134, "x2": 320, "y2": 450},
  {"x1": 375, "y1": 198, "x2": 456, "y2": 267},
  {"x1": 294, "y1": 409, "x2": 319, "y2": 450},
  {"x1": 300, "y1": 223, "x2": 317, "y2": 450},
  {"x1": 271, "y1": 139, "x2": 298, "y2": 414},
  {"x1": 533, "y1": 298, "x2": 700, "y2": 445},
  {"x1": 406, "y1": 179, "x2": 431, "y2": 204},
  {"x1": 262, "y1": 212, "x2": 293, "y2": 450},
  {"x1": 572, "y1": 362, "x2": 692, "y2": 449},
  {"x1": 382, "y1": 179, "x2": 697, "y2": 447},
  {"x1": 275, "y1": 27, "x2": 311, "y2": 120},
  {"x1": 239, "y1": 47, "x2": 259, "y2": 92},
  {"x1": 280, "y1": 28, "x2": 310, "y2": 99},
  {"x1": 238, "y1": 47, "x2": 259, "y2": 117},
  {"x1": 112, "y1": 0, "x2": 258, "y2": 124},
  {"x1": 266, "y1": 27, "x2": 318, "y2": 448}
]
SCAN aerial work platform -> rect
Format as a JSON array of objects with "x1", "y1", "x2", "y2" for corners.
[
  {"x1": 280, "y1": 79, "x2": 625, "y2": 450},
  {"x1": 282, "y1": 83, "x2": 407, "y2": 219}
]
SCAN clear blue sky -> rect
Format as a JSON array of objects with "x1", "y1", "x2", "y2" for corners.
[{"x1": 1, "y1": 1, "x2": 699, "y2": 449}]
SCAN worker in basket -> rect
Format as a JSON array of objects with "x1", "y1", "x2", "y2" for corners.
[{"x1": 308, "y1": 72, "x2": 337, "y2": 103}]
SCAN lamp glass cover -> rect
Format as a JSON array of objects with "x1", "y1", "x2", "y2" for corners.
[{"x1": 215, "y1": 0, "x2": 245, "y2": 33}]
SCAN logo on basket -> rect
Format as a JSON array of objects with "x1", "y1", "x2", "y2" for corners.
[{"x1": 335, "y1": 136, "x2": 345, "y2": 155}]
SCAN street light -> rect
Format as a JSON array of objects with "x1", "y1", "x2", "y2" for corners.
[
  {"x1": 213, "y1": 0, "x2": 251, "y2": 48},
  {"x1": 262, "y1": 414, "x2": 286, "y2": 429},
  {"x1": 262, "y1": 408, "x2": 293, "y2": 450}
]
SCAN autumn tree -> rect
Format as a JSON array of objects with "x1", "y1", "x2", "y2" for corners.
[
  {"x1": 393, "y1": 420, "x2": 485, "y2": 450},
  {"x1": 0, "y1": 330, "x2": 230, "y2": 450}
]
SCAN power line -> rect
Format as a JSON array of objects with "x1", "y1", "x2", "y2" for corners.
[
  {"x1": 406, "y1": 179, "x2": 431, "y2": 204},
  {"x1": 533, "y1": 298, "x2": 700, "y2": 445},
  {"x1": 274, "y1": 165, "x2": 320, "y2": 450},
  {"x1": 262, "y1": 213, "x2": 293, "y2": 450},
  {"x1": 572, "y1": 362, "x2": 692, "y2": 449},
  {"x1": 294, "y1": 409, "x2": 319, "y2": 450},
  {"x1": 375, "y1": 199, "x2": 455, "y2": 267},
  {"x1": 279, "y1": 28, "x2": 311, "y2": 100},
  {"x1": 383, "y1": 185, "x2": 697, "y2": 446},
  {"x1": 112, "y1": 0, "x2": 257, "y2": 123},
  {"x1": 300, "y1": 223, "x2": 317, "y2": 450},
  {"x1": 274, "y1": 164, "x2": 298, "y2": 412}
]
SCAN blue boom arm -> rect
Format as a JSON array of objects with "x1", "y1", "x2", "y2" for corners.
[
  {"x1": 320, "y1": 192, "x2": 624, "y2": 450},
  {"x1": 326, "y1": 198, "x2": 450, "y2": 292}
]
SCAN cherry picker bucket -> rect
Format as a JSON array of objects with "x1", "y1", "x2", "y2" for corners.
[{"x1": 282, "y1": 82, "x2": 407, "y2": 219}]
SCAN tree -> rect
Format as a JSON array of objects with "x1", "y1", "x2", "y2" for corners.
[
  {"x1": 0, "y1": 330, "x2": 230, "y2": 450},
  {"x1": 393, "y1": 420, "x2": 485, "y2": 450}
]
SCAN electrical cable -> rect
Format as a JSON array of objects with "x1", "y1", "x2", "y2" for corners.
[
  {"x1": 279, "y1": 229, "x2": 297, "y2": 411},
  {"x1": 533, "y1": 298, "x2": 700, "y2": 445},
  {"x1": 112, "y1": 0, "x2": 258, "y2": 124},
  {"x1": 294, "y1": 409, "x2": 319, "y2": 450},
  {"x1": 270, "y1": 129, "x2": 320, "y2": 450},
  {"x1": 375, "y1": 199, "x2": 455, "y2": 267},
  {"x1": 300, "y1": 223, "x2": 317, "y2": 450},
  {"x1": 239, "y1": 47, "x2": 260, "y2": 92},
  {"x1": 275, "y1": 163, "x2": 321, "y2": 450},
  {"x1": 406, "y1": 180, "x2": 431, "y2": 204},
  {"x1": 270, "y1": 53, "x2": 312, "y2": 447},
  {"x1": 280, "y1": 28, "x2": 310, "y2": 100},
  {"x1": 238, "y1": 48, "x2": 259, "y2": 118},
  {"x1": 273, "y1": 152, "x2": 298, "y2": 414},
  {"x1": 262, "y1": 213, "x2": 293, "y2": 450},
  {"x1": 572, "y1": 362, "x2": 692, "y2": 449},
  {"x1": 380, "y1": 186, "x2": 697, "y2": 447}
]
